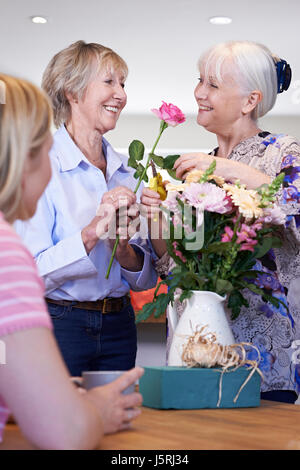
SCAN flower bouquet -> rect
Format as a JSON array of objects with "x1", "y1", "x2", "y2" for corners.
[{"x1": 137, "y1": 161, "x2": 288, "y2": 322}]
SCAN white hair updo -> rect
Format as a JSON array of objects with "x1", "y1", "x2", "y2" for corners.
[{"x1": 198, "y1": 40, "x2": 280, "y2": 120}]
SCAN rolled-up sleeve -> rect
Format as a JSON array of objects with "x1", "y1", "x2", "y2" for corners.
[
  {"x1": 121, "y1": 238, "x2": 157, "y2": 291},
  {"x1": 37, "y1": 231, "x2": 98, "y2": 295}
]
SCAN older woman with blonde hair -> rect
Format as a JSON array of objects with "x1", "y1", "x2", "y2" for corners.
[
  {"x1": 15, "y1": 40, "x2": 157, "y2": 376},
  {"x1": 0, "y1": 74, "x2": 143, "y2": 449},
  {"x1": 142, "y1": 40, "x2": 300, "y2": 404}
]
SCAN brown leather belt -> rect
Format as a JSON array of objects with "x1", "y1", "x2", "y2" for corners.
[{"x1": 45, "y1": 294, "x2": 131, "y2": 314}]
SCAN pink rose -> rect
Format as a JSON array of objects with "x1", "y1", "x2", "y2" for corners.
[{"x1": 151, "y1": 101, "x2": 185, "y2": 127}]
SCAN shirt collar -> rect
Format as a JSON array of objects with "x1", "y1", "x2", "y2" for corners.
[{"x1": 53, "y1": 125, "x2": 128, "y2": 178}]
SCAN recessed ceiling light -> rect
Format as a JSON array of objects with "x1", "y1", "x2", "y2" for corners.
[
  {"x1": 31, "y1": 16, "x2": 48, "y2": 24},
  {"x1": 209, "y1": 16, "x2": 232, "y2": 25}
]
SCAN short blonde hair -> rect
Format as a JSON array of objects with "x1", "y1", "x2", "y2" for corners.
[
  {"x1": 198, "y1": 41, "x2": 279, "y2": 120},
  {"x1": 0, "y1": 74, "x2": 52, "y2": 222},
  {"x1": 42, "y1": 40, "x2": 128, "y2": 127}
]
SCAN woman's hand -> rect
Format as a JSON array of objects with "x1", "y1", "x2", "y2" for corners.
[
  {"x1": 108, "y1": 201, "x2": 144, "y2": 272},
  {"x1": 140, "y1": 187, "x2": 162, "y2": 222},
  {"x1": 140, "y1": 187, "x2": 167, "y2": 258},
  {"x1": 81, "y1": 186, "x2": 137, "y2": 254},
  {"x1": 85, "y1": 367, "x2": 144, "y2": 434},
  {"x1": 0, "y1": 327, "x2": 142, "y2": 449},
  {"x1": 174, "y1": 153, "x2": 271, "y2": 189},
  {"x1": 174, "y1": 153, "x2": 213, "y2": 180}
]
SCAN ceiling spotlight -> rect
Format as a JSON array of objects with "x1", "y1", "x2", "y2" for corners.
[
  {"x1": 31, "y1": 16, "x2": 48, "y2": 24},
  {"x1": 209, "y1": 16, "x2": 232, "y2": 25}
]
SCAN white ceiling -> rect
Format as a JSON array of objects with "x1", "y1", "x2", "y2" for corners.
[{"x1": 1, "y1": 0, "x2": 300, "y2": 116}]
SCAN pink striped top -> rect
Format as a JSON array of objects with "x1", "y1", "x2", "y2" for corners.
[{"x1": 0, "y1": 212, "x2": 52, "y2": 442}]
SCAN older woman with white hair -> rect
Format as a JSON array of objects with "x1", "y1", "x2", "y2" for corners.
[
  {"x1": 15, "y1": 40, "x2": 157, "y2": 377},
  {"x1": 142, "y1": 40, "x2": 300, "y2": 403}
]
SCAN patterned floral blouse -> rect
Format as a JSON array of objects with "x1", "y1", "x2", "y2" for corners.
[{"x1": 156, "y1": 132, "x2": 300, "y2": 394}]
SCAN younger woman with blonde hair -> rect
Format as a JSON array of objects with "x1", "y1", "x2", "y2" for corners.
[{"x1": 0, "y1": 74, "x2": 143, "y2": 449}]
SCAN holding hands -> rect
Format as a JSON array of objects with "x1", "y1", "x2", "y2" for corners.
[
  {"x1": 140, "y1": 153, "x2": 214, "y2": 223},
  {"x1": 81, "y1": 186, "x2": 140, "y2": 254},
  {"x1": 140, "y1": 187, "x2": 162, "y2": 222}
]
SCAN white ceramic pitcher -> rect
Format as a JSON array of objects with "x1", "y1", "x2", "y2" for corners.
[{"x1": 168, "y1": 290, "x2": 235, "y2": 366}]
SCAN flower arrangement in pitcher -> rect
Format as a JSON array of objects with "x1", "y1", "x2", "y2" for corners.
[{"x1": 137, "y1": 160, "x2": 289, "y2": 322}]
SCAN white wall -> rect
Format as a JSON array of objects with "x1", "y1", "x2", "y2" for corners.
[
  {"x1": 136, "y1": 324, "x2": 167, "y2": 368},
  {"x1": 108, "y1": 114, "x2": 300, "y2": 152}
]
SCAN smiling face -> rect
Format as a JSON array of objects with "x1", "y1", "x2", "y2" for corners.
[
  {"x1": 194, "y1": 61, "x2": 250, "y2": 136},
  {"x1": 69, "y1": 64, "x2": 127, "y2": 135}
]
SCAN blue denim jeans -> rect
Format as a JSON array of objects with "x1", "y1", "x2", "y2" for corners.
[
  {"x1": 47, "y1": 301, "x2": 137, "y2": 377},
  {"x1": 261, "y1": 390, "x2": 298, "y2": 403}
]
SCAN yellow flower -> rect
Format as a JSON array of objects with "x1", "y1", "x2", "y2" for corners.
[
  {"x1": 223, "y1": 183, "x2": 263, "y2": 219},
  {"x1": 149, "y1": 173, "x2": 167, "y2": 201},
  {"x1": 185, "y1": 169, "x2": 225, "y2": 186}
]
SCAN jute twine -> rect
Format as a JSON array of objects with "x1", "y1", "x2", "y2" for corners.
[{"x1": 180, "y1": 325, "x2": 264, "y2": 408}]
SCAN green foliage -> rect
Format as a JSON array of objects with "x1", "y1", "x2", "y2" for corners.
[
  {"x1": 128, "y1": 140, "x2": 145, "y2": 164},
  {"x1": 227, "y1": 291, "x2": 249, "y2": 320},
  {"x1": 134, "y1": 163, "x2": 148, "y2": 183},
  {"x1": 148, "y1": 153, "x2": 181, "y2": 180},
  {"x1": 163, "y1": 154, "x2": 180, "y2": 169},
  {"x1": 198, "y1": 160, "x2": 217, "y2": 182},
  {"x1": 257, "y1": 172, "x2": 285, "y2": 207},
  {"x1": 151, "y1": 154, "x2": 164, "y2": 167},
  {"x1": 254, "y1": 236, "x2": 282, "y2": 259}
]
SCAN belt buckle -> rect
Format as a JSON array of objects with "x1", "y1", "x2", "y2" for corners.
[{"x1": 102, "y1": 298, "x2": 109, "y2": 314}]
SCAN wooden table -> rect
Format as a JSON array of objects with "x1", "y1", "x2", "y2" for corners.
[{"x1": 1, "y1": 401, "x2": 299, "y2": 450}]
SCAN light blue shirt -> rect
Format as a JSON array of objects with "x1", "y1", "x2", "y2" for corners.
[{"x1": 15, "y1": 125, "x2": 157, "y2": 301}]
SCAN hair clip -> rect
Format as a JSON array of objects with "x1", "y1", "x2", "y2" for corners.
[{"x1": 276, "y1": 59, "x2": 292, "y2": 94}]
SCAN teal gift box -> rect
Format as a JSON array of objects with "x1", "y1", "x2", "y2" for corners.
[{"x1": 139, "y1": 366, "x2": 261, "y2": 409}]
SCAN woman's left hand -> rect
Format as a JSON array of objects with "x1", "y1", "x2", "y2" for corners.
[
  {"x1": 110, "y1": 202, "x2": 144, "y2": 272},
  {"x1": 111, "y1": 202, "x2": 140, "y2": 249},
  {"x1": 174, "y1": 153, "x2": 214, "y2": 180},
  {"x1": 105, "y1": 192, "x2": 143, "y2": 272}
]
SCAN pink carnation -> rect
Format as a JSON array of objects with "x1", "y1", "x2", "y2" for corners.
[
  {"x1": 182, "y1": 182, "x2": 231, "y2": 214},
  {"x1": 151, "y1": 101, "x2": 185, "y2": 127}
]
